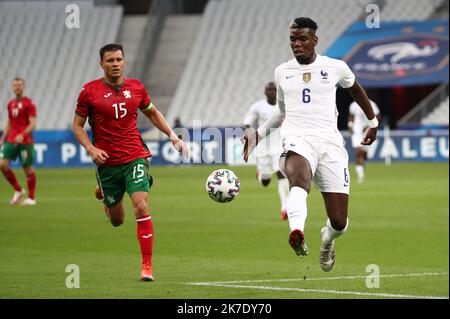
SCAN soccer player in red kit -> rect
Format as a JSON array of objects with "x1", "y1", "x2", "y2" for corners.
[
  {"x1": 72, "y1": 44, "x2": 189, "y2": 281},
  {"x1": 0, "y1": 77, "x2": 37, "y2": 205}
]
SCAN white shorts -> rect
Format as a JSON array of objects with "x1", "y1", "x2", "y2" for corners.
[
  {"x1": 279, "y1": 136, "x2": 350, "y2": 194},
  {"x1": 256, "y1": 153, "x2": 281, "y2": 179},
  {"x1": 351, "y1": 133, "x2": 369, "y2": 151}
]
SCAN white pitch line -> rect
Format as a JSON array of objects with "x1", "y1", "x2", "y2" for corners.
[
  {"x1": 185, "y1": 272, "x2": 449, "y2": 299},
  {"x1": 188, "y1": 272, "x2": 449, "y2": 285},
  {"x1": 187, "y1": 282, "x2": 448, "y2": 299}
]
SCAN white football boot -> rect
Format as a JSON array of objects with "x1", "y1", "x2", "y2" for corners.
[
  {"x1": 10, "y1": 188, "x2": 25, "y2": 205},
  {"x1": 320, "y1": 227, "x2": 335, "y2": 272},
  {"x1": 21, "y1": 198, "x2": 36, "y2": 206}
]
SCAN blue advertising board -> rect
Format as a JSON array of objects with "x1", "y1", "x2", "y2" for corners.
[
  {"x1": 6, "y1": 128, "x2": 449, "y2": 168},
  {"x1": 325, "y1": 20, "x2": 449, "y2": 87}
]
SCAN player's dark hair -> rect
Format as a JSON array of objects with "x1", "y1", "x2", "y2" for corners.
[
  {"x1": 290, "y1": 17, "x2": 318, "y2": 31},
  {"x1": 265, "y1": 82, "x2": 276, "y2": 89},
  {"x1": 13, "y1": 77, "x2": 25, "y2": 84},
  {"x1": 99, "y1": 43, "x2": 124, "y2": 61}
]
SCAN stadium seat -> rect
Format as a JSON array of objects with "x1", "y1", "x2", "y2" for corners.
[
  {"x1": 0, "y1": 0, "x2": 123, "y2": 130},
  {"x1": 164, "y1": 0, "x2": 446, "y2": 129},
  {"x1": 421, "y1": 97, "x2": 450, "y2": 125},
  {"x1": 381, "y1": 0, "x2": 444, "y2": 21},
  {"x1": 166, "y1": 0, "x2": 373, "y2": 128}
]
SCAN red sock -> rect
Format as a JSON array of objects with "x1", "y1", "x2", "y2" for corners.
[
  {"x1": 26, "y1": 172, "x2": 36, "y2": 199},
  {"x1": 137, "y1": 215, "x2": 154, "y2": 265},
  {"x1": 2, "y1": 169, "x2": 22, "y2": 191}
]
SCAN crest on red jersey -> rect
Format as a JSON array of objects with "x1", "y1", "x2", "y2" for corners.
[{"x1": 123, "y1": 90, "x2": 132, "y2": 99}]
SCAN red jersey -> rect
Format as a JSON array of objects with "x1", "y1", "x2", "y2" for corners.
[
  {"x1": 6, "y1": 97, "x2": 37, "y2": 144},
  {"x1": 75, "y1": 78, "x2": 152, "y2": 166}
]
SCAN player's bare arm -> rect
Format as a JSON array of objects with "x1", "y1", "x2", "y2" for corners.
[
  {"x1": 347, "y1": 81, "x2": 378, "y2": 145},
  {"x1": 15, "y1": 116, "x2": 36, "y2": 144},
  {"x1": 72, "y1": 113, "x2": 109, "y2": 165},
  {"x1": 0, "y1": 121, "x2": 11, "y2": 147},
  {"x1": 142, "y1": 104, "x2": 189, "y2": 158}
]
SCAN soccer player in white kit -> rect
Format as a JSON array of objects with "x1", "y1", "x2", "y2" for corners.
[
  {"x1": 244, "y1": 82, "x2": 290, "y2": 220},
  {"x1": 348, "y1": 99, "x2": 380, "y2": 183},
  {"x1": 243, "y1": 17, "x2": 378, "y2": 272}
]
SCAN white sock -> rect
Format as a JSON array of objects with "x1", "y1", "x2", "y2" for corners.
[
  {"x1": 356, "y1": 165, "x2": 364, "y2": 179},
  {"x1": 322, "y1": 218, "x2": 349, "y2": 245},
  {"x1": 278, "y1": 178, "x2": 289, "y2": 210},
  {"x1": 286, "y1": 186, "x2": 308, "y2": 232}
]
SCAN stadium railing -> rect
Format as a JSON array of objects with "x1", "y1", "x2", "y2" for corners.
[
  {"x1": 397, "y1": 82, "x2": 449, "y2": 126},
  {"x1": 130, "y1": 0, "x2": 174, "y2": 80}
]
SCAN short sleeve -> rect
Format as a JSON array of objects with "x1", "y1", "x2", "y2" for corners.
[
  {"x1": 75, "y1": 87, "x2": 90, "y2": 117},
  {"x1": 338, "y1": 60, "x2": 355, "y2": 89},
  {"x1": 274, "y1": 66, "x2": 284, "y2": 102},
  {"x1": 28, "y1": 100, "x2": 37, "y2": 117},
  {"x1": 139, "y1": 83, "x2": 152, "y2": 110},
  {"x1": 372, "y1": 101, "x2": 380, "y2": 115},
  {"x1": 349, "y1": 102, "x2": 357, "y2": 115}
]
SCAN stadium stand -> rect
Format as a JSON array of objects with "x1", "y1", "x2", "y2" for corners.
[
  {"x1": 421, "y1": 97, "x2": 449, "y2": 125},
  {"x1": 164, "y1": 0, "x2": 446, "y2": 129},
  {"x1": 167, "y1": 0, "x2": 380, "y2": 128},
  {"x1": 1, "y1": 0, "x2": 446, "y2": 132},
  {"x1": 138, "y1": 15, "x2": 202, "y2": 131},
  {"x1": 398, "y1": 83, "x2": 449, "y2": 126},
  {"x1": 380, "y1": 0, "x2": 444, "y2": 21},
  {"x1": 117, "y1": 15, "x2": 148, "y2": 78},
  {"x1": 0, "y1": 0, "x2": 123, "y2": 130}
]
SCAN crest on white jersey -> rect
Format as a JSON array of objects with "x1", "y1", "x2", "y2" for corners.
[
  {"x1": 303, "y1": 73, "x2": 311, "y2": 83},
  {"x1": 320, "y1": 70, "x2": 330, "y2": 84}
]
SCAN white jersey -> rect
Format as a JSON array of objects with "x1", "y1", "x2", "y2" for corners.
[
  {"x1": 349, "y1": 100, "x2": 380, "y2": 136},
  {"x1": 274, "y1": 55, "x2": 355, "y2": 144},
  {"x1": 244, "y1": 99, "x2": 282, "y2": 156},
  {"x1": 244, "y1": 100, "x2": 278, "y2": 128}
]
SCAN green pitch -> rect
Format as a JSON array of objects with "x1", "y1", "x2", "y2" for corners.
[{"x1": 0, "y1": 163, "x2": 448, "y2": 299}]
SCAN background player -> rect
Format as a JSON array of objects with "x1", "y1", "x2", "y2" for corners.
[
  {"x1": 0, "y1": 77, "x2": 37, "y2": 206},
  {"x1": 72, "y1": 44, "x2": 189, "y2": 282},
  {"x1": 243, "y1": 82, "x2": 289, "y2": 220},
  {"x1": 348, "y1": 98, "x2": 380, "y2": 183},
  {"x1": 243, "y1": 17, "x2": 378, "y2": 272}
]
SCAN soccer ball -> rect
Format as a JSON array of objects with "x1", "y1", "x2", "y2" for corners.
[{"x1": 205, "y1": 169, "x2": 240, "y2": 203}]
